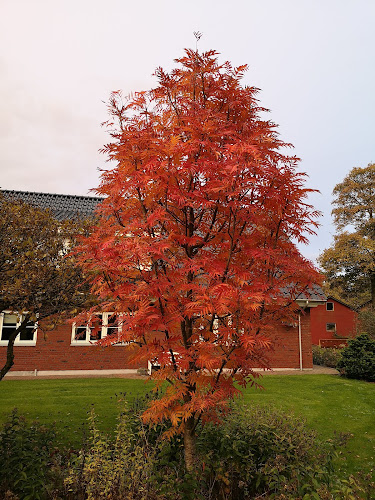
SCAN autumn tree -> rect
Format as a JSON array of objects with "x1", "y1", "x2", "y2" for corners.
[
  {"x1": 0, "y1": 195, "x2": 92, "y2": 380},
  {"x1": 77, "y1": 49, "x2": 320, "y2": 470},
  {"x1": 319, "y1": 164, "x2": 375, "y2": 308}
]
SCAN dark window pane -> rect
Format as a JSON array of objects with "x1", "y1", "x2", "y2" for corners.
[
  {"x1": 326, "y1": 302, "x2": 334, "y2": 311},
  {"x1": 107, "y1": 315, "x2": 119, "y2": 338},
  {"x1": 326, "y1": 323, "x2": 336, "y2": 332},
  {"x1": 20, "y1": 329, "x2": 35, "y2": 341},
  {"x1": 107, "y1": 327, "x2": 118, "y2": 337},
  {"x1": 75, "y1": 326, "x2": 88, "y2": 341},
  {"x1": 19, "y1": 321, "x2": 36, "y2": 341},
  {"x1": 108, "y1": 315, "x2": 118, "y2": 326},
  {"x1": 1, "y1": 325, "x2": 17, "y2": 341}
]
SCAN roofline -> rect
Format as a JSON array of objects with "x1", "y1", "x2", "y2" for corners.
[
  {"x1": 0, "y1": 189, "x2": 103, "y2": 201},
  {"x1": 326, "y1": 295, "x2": 357, "y2": 311}
]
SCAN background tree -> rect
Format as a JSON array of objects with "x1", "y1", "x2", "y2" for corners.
[
  {"x1": 0, "y1": 195, "x2": 92, "y2": 380},
  {"x1": 319, "y1": 164, "x2": 375, "y2": 308},
  {"x1": 77, "y1": 48, "x2": 320, "y2": 470}
]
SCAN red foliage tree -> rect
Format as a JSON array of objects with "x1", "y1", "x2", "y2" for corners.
[{"x1": 77, "y1": 49, "x2": 320, "y2": 470}]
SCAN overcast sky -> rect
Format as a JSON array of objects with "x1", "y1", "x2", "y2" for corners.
[{"x1": 1, "y1": 0, "x2": 374, "y2": 261}]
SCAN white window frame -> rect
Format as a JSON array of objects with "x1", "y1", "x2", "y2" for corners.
[
  {"x1": 71, "y1": 312, "x2": 123, "y2": 345},
  {"x1": 0, "y1": 312, "x2": 37, "y2": 346},
  {"x1": 326, "y1": 302, "x2": 334, "y2": 311}
]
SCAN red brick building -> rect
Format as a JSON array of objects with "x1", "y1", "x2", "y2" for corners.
[
  {"x1": 0, "y1": 190, "x2": 326, "y2": 375},
  {"x1": 0, "y1": 307, "x2": 319, "y2": 374},
  {"x1": 310, "y1": 296, "x2": 358, "y2": 347}
]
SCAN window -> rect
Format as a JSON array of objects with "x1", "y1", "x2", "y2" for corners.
[
  {"x1": 326, "y1": 302, "x2": 334, "y2": 311},
  {"x1": 71, "y1": 313, "x2": 122, "y2": 345},
  {"x1": 0, "y1": 312, "x2": 37, "y2": 346},
  {"x1": 326, "y1": 323, "x2": 336, "y2": 332}
]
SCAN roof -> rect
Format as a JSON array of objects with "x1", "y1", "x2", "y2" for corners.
[
  {"x1": 298, "y1": 284, "x2": 327, "y2": 302},
  {"x1": 281, "y1": 283, "x2": 327, "y2": 304},
  {"x1": 1, "y1": 190, "x2": 103, "y2": 221}
]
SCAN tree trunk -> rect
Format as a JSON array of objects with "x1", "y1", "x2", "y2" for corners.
[
  {"x1": 0, "y1": 318, "x2": 29, "y2": 381},
  {"x1": 183, "y1": 416, "x2": 196, "y2": 472},
  {"x1": 371, "y1": 272, "x2": 375, "y2": 308}
]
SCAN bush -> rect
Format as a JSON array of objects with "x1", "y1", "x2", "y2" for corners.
[
  {"x1": 64, "y1": 401, "x2": 356, "y2": 500},
  {"x1": 337, "y1": 333, "x2": 375, "y2": 381},
  {"x1": 312, "y1": 345, "x2": 342, "y2": 368},
  {"x1": 0, "y1": 409, "x2": 58, "y2": 500},
  {"x1": 196, "y1": 405, "x2": 346, "y2": 499},
  {"x1": 64, "y1": 403, "x2": 161, "y2": 500},
  {"x1": 358, "y1": 309, "x2": 375, "y2": 338}
]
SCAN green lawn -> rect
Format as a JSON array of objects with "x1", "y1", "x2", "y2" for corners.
[
  {"x1": 0, "y1": 378, "x2": 149, "y2": 447},
  {"x1": 242, "y1": 375, "x2": 375, "y2": 476},
  {"x1": 0, "y1": 375, "x2": 373, "y2": 476}
]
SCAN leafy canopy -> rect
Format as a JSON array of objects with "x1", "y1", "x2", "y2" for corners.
[
  {"x1": 319, "y1": 163, "x2": 375, "y2": 307},
  {"x1": 77, "y1": 49, "x2": 320, "y2": 461},
  {"x1": 0, "y1": 195, "x2": 92, "y2": 379},
  {"x1": 332, "y1": 163, "x2": 375, "y2": 234}
]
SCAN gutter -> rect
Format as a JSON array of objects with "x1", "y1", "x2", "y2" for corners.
[
  {"x1": 298, "y1": 312, "x2": 303, "y2": 370},
  {"x1": 295, "y1": 300, "x2": 325, "y2": 371}
]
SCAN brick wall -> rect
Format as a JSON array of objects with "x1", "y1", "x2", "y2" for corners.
[
  {"x1": 0, "y1": 323, "x2": 145, "y2": 372},
  {"x1": 0, "y1": 310, "x2": 313, "y2": 371},
  {"x1": 310, "y1": 299, "x2": 357, "y2": 345},
  {"x1": 264, "y1": 309, "x2": 312, "y2": 369}
]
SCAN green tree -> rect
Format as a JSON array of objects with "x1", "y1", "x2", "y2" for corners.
[
  {"x1": 319, "y1": 163, "x2": 375, "y2": 308},
  {"x1": 0, "y1": 195, "x2": 92, "y2": 380},
  {"x1": 332, "y1": 164, "x2": 375, "y2": 234}
]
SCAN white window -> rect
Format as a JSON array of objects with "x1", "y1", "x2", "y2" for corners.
[
  {"x1": 326, "y1": 302, "x2": 334, "y2": 311},
  {"x1": 71, "y1": 313, "x2": 122, "y2": 345},
  {"x1": 0, "y1": 312, "x2": 37, "y2": 346}
]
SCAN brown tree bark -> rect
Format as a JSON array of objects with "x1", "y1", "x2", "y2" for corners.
[
  {"x1": 0, "y1": 317, "x2": 30, "y2": 381},
  {"x1": 183, "y1": 416, "x2": 196, "y2": 472},
  {"x1": 370, "y1": 272, "x2": 375, "y2": 308}
]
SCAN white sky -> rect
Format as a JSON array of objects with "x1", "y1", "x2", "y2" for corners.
[{"x1": 1, "y1": 0, "x2": 374, "y2": 261}]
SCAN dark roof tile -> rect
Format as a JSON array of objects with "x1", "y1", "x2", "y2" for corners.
[
  {"x1": 280, "y1": 283, "x2": 326, "y2": 302},
  {"x1": 1, "y1": 190, "x2": 103, "y2": 221}
]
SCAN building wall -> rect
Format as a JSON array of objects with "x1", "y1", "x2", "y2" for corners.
[
  {"x1": 0, "y1": 311, "x2": 313, "y2": 372},
  {"x1": 310, "y1": 299, "x2": 357, "y2": 346},
  {"x1": 265, "y1": 309, "x2": 312, "y2": 369},
  {"x1": 0, "y1": 323, "x2": 145, "y2": 372}
]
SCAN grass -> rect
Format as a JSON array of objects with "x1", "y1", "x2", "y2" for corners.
[
  {"x1": 242, "y1": 374, "x2": 375, "y2": 476},
  {"x1": 0, "y1": 378, "x2": 149, "y2": 447},
  {"x1": 0, "y1": 374, "x2": 374, "y2": 476}
]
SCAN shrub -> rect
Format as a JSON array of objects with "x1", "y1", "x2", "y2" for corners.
[
  {"x1": 358, "y1": 309, "x2": 375, "y2": 338},
  {"x1": 64, "y1": 401, "x2": 347, "y2": 499},
  {"x1": 63, "y1": 396, "x2": 374, "y2": 500},
  {"x1": 312, "y1": 345, "x2": 342, "y2": 368},
  {"x1": 0, "y1": 409, "x2": 57, "y2": 500},
  {"x1": 337, "y1": 333, "x2": 375, "y2": 381},
  {"x1": 64, "y1": 402, "x2": 162, "y2": 500},
  {"x1": 195, "y1": 405, "x2": 344, "y2": 499}
]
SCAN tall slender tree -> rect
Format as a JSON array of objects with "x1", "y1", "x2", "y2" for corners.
[{"x1": 77, "y1": 48, "x2": 320, "y2": 470}]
